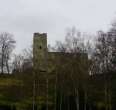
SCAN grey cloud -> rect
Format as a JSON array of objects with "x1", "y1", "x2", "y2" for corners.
[{"x1": 0, "y1": 0, "x2": 116, "y2": 53}]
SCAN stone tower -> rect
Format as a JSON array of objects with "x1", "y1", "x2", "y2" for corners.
[
  {"x1": 33, "y1": 33, "x2": 47, "y2": 71},
  {"x1": 33, "y1": 33, "x2": 48, "y2": 110}
]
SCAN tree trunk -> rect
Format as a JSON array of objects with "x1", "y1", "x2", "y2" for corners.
[
  {"x1": 46, "y1": 79, "x2": 49, "y2": 110},
  {"x1": 68, "y1": 97, "x2": 70, "y2": 110},
  {"x1": 60, "y1": 93, "x2": 62, "y2": 110},
  {"x1": 108, "y1": 90, "x2": 112, "y2": 110},
  {"x1": 104, "y1": 79, "x2": 108, "y2": 110},
  {"x1": 6, "y1": 60, "x2": 10, "y2": 74},
  {"x1": 75, "y1": 89, "x2": 79, "y2": 110},
  {"x1": 84, "y1": 91, "x2": 87, "y2": 110},
  {"x1": 1, "y1": 51, "x2": 4, "y2": 74},
  {"x1": 108, "y1": 77, "x2": 112, "y2": 110},
  {"x1": 55, "y1": 72, "x2": 57, "y2": 110},
  {"x1": 33, "y1": 78, "x2": 36, "y2": 110}
]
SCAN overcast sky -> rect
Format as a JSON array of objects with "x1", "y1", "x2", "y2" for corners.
[{"x1": 0, "y1": 0, "x2": 116, "y2": 53}]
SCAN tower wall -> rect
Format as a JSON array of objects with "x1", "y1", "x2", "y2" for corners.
[
  {"x1": 33, "y1": 33, "x2": 48, "y2": 110},
  {"x1": 33, "y1": 33, "x2": 47, "y2": 71}
]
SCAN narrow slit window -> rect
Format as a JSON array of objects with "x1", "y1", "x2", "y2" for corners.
[{"x1": 39, "y1": 46, "x2": 42, "y2": 49}]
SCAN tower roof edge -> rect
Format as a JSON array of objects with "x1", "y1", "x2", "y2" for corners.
[{"x1": 34, "y1": 33, "x2": 47, "y2": 37}]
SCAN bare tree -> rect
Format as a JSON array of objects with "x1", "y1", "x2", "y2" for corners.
[
  {"x1": 22, "y1": 45, "x2": 33, "y2": 62},
  {"x1": 0, "y1": 32, "x2": 16, "y2": 74},
  {"x1": 91, "y1": 30, "x2": 115, "y2": 110},
  {"x1": 12, "y1": 46, "x2": 33, "y2": 73},
  {"x1": 54, "y1": 27, "x2": 89, "y2": 110},
  {"x1": 12, "y1": 54, "x2": 24, "y2": 73}
]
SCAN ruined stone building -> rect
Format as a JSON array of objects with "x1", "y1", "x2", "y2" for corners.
[
  {"x1": 33, "y1": 33, "x2": 89, "y2": 110},
  {"x1": 0, "y1": 32, "x2": 116, "y2": 110},
  {"x1": 0, "y1": 33, "x2": 89, "y2": 110}
]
